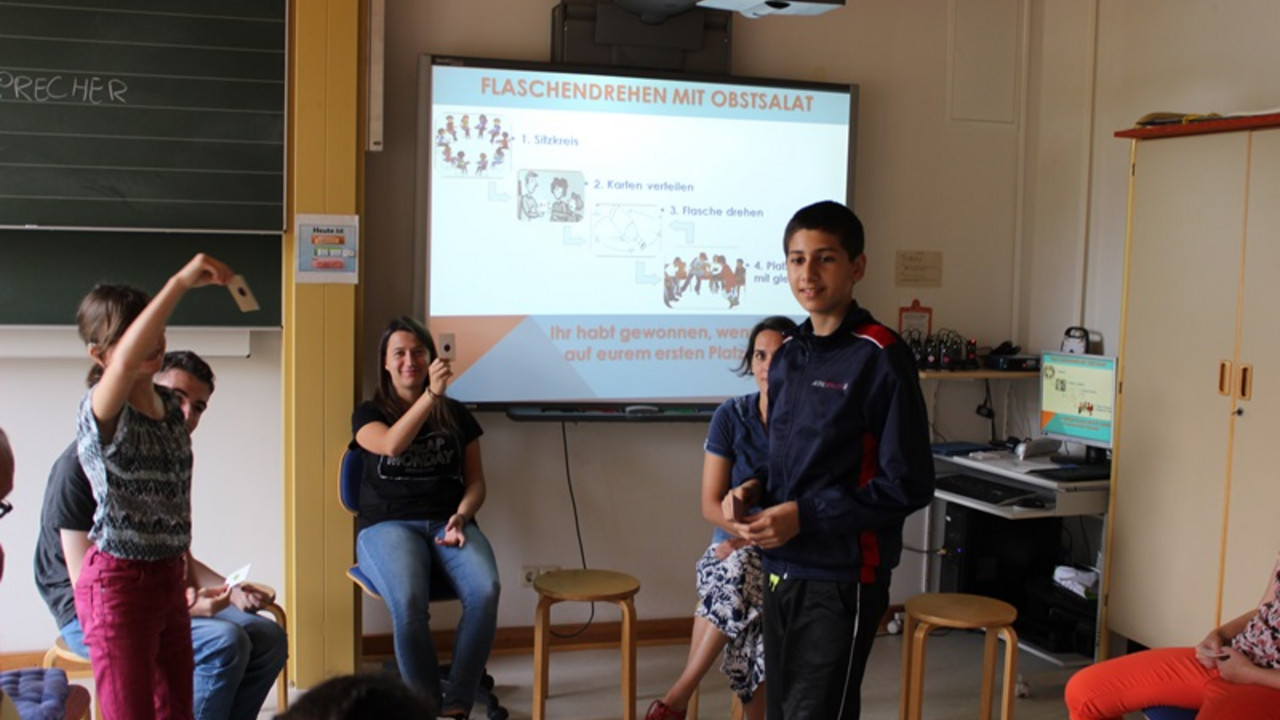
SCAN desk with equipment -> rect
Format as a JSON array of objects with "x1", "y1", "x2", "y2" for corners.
[
  {"x1": 925, "y1": 352, "x2": 1116, "y2": 665},
  {"x1": 930, "y1": 450, "x2": 1109, "y2": 666}
]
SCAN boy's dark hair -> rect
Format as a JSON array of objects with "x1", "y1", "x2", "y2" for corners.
[
  {"x1": 76, "y1": 284, "x2": 151, "y2": 387},
  {"x1": 783, "y1": 200, "x2": 865, "y2": 259},
  {"x1": 733, "y1": 315, "x2": 799, "y2": 377},
  {"x1": 162, "y1": 350, "x2": 216, "y2": 393},
  {"x1": 274, "y1": 673, "x2": 435, "y2": 720}
]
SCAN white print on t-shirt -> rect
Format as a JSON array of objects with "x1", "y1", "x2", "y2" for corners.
[{"x1": 379, "y1": 433, "x2": 460, "y2": 481}]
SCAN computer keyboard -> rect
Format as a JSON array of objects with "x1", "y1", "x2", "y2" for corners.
[
  {"x1": 1028, "y1": 464, "x2": 1111, "y2": 482},
  {"x1": 934, "y1": 473, "x2": 1037, "y2": 507}
]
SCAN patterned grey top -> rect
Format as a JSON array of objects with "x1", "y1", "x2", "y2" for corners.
[{"x1": 76, "y1": 385, "x2": 192, "y2": 561}]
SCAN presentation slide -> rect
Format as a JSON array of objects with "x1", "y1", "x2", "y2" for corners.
[
  {"x1": 1039, "y1": 353, "x2": 1116, "y2": 446},
  {"x1": 421, "y1": 57, "x2": 855, "y2": 406}
]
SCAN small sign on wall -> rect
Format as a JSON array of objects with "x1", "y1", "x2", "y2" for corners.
[
  {"x1": 895, "y1": 250, "x2": 942, "y2": 288},
  {"x1": 295, "y1": 213, "x2": 359, "y2": 284},
  {"x1": 899, "y1": 298, "x2": 933, "y2": 337}
]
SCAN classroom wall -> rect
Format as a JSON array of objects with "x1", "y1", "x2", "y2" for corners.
[
  {"x1": 0, "y1": 332, "x2": 284, "y2": 652},
  {"x1": 5, "y1": 0, "x2": 1280, "y2": 653},
  {"x1": 359, "y1": 0, "x2": 1026, "y2": 634}
]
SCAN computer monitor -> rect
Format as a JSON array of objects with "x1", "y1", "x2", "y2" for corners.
[{"x1": 1039, "y1": 352, "x2": 1116, "y2": 465}]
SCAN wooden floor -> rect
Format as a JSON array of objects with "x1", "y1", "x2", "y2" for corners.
[{"x1": 257, "y1": 629, "x2": 1130, "y2": 720}]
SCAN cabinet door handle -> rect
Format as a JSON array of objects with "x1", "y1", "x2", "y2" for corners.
[
  {"x1": 1219, "y1": 360, "x2": 1233, "y2": 396},
  {"x1": 1239, "y1": 363, "x2": 1253, "y2": 401}
]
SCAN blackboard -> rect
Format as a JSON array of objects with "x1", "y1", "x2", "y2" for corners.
[
  {"x1": 0, "y1": 230, "x2": 280, "y2": 327},
  {"x1": 0, "y1": 1, "x2": 286, "y2": 232}
]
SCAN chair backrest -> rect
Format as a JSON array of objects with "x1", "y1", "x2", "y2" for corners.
[
  {"x1": 338, "y1": 446, "x2": 362, "y2": 515},
  {"x1": 339, "y1": 443, "x2": 461, "y2": 602}
]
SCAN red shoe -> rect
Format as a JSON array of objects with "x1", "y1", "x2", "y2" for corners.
[{"x1": 644, "y1": 699, "x2": 686, "y2": 720}]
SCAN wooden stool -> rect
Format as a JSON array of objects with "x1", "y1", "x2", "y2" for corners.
[
  {"x1": 532, "y1": 569, "x2": 640, "y2": 720},
  {"x1": 41, "y1": 599, "x2": 289, "y2": 718},
  {"x1": 899, "y1": 593, "x2": 1018, "y2": 720}
]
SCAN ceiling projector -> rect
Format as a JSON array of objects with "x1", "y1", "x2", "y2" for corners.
[{"x1": 696, "y1": 0, "x2": 844, "y2": 18}]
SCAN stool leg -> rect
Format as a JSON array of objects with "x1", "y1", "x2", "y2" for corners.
[
  {"x1": 532, "y1": 596, "x2": 556, "y2": 720},
  {"x1": 688, "y1": 686, "x2": 700, "y2": 720},
  {"x1": 907, "y1": 621, "x2": 932, "y2": 720},
  {"x1": 620, "y1": 597, "x2": 638, "y2": 720},
  {"x1": 999, "y1": 626, "x2": 1019, "y2": 720},
  {"x1": 980, "y1": 628, "x2": 998, "y2": 720},
  {"x1": 899, "y1": 612, "x2": 917, "y2": 720}
]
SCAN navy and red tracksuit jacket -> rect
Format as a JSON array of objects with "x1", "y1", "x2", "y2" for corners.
[{"x1": 763, "y1": 302, "x2": 935, "y2": 584}]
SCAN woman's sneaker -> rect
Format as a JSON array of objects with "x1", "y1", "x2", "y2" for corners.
[{"x1": 644, "y1": 699, "x2": 686, "y2": 720}]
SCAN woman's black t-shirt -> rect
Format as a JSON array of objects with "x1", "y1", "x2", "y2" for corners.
[{"x1": 351, "y1": 397, "x2": 483, "y2": 529}]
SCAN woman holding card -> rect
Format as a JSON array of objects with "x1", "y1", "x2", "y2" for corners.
[
  {"x1": 350, "y1": 316, "x2": 499, "y2": 719},
  {"x1": 1066, "y1": 550, "x2": 1280, "y2": 719},
  {"x1": 71, "y1": 253, "x2": 234, "y2": 720},
  {"x1": 645, "y1": 315, "x2": 796, "y2": 720}
]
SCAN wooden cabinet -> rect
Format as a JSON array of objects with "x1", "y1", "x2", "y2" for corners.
[{"x1": 1107, "y1": 119, "x2": 1280, "y2": 648}]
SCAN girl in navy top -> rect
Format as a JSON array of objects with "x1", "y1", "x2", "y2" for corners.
[{"x1": 645, "y1": 315, "x2": 797, "y2": 720}]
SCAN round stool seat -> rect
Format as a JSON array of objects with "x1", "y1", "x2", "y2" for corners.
[
  {"x1": 905, "y1": 592, "x2": 1017, "y2": 629},
  {"x1": 46, "y1": 637, "x2": 90, "y2": 666},
  {"x1": 533, "y1": 569, "x2": 640, "y2": 602}
]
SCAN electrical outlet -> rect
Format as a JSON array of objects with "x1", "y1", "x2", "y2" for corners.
[{"x1": 520, "y1": 565, "x2": 561, "y2": 587}]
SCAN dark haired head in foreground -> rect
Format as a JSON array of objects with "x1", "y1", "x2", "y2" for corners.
[{"x1": 275, "y1": 674, "x2": 436, "y2": 720}]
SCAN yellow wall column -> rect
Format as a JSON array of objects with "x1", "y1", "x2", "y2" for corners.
[{"x1": 284, "y1": 0, "x2": 361, "y2": 686}]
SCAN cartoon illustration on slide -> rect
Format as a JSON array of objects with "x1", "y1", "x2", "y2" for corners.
[
  {"x1": 434, "y1": 108, "x2": 514, "y2": 179},
  {"x1": 664, "y1": 256, "x2": 688, "y2": 308},
  {"x1": 518, "y1": 170, "x2": 542, "y2": 220},
  {"x1": 549, "y1": 177, "x2": 584, "y2": 222},
  {"x1": 662, "y1": 251, "x2": 749, "y2": 310},
  {"x1": 517, "y1": 170, "x2": 586, "y2": 224},
  {"x1": 591, "y1": 203, "x2": 660, "y2": 255}
]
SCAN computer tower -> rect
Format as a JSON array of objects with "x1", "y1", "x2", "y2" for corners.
[{"x1": 939, "y1": 502, "x2": 1063, "y2": 612}]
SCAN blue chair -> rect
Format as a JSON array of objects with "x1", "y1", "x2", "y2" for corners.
[
  {"x1": 1142, "y1": 708, "x2": 1196, "y2": 720},
  {"x1": 339, "y1": 447, "x2": 507, "y2": 720}
]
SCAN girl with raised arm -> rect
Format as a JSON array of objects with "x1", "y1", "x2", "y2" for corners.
[{"x1": 73, "y1": 254, "x2": 234, "y2": 720}]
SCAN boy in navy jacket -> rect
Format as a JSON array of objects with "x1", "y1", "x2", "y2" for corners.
[{"x1": 727, "y1": 200, "x2": 935, "y2": 719}]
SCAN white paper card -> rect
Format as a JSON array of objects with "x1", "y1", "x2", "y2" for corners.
[{"x1": 223, "y1": 563, "x2": 251, "y2": 587}]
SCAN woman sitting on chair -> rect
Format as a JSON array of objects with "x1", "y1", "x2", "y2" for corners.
[
  {"x1": 1065, "y1": 551, "x2": 1280, "y2": 719},
  {"x1": 351, "y1": 317, "x2": 500, "y2": 720},
  {"x1": 645, "y1": 315, "x2": 796, "y2": 720}
]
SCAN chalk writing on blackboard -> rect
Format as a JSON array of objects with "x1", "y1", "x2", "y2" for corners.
[{"x1": 0, "y1": 71, "x2": 128, "y2": 104}]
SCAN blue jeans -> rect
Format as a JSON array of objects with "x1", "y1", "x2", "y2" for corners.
[
  {"x1": 62, "y1": 607, "x2": 288, "y2": 720},
  {"x1": 356, "y1": 519, "x2": 500, "y2": 712}
]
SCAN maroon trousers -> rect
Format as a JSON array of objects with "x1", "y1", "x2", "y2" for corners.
[{"x1": 74, "y1": 547, "x2": 194, "y2": 720}]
